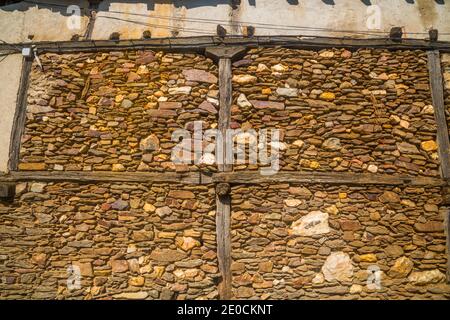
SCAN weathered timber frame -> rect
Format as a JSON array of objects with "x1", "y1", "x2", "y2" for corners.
[
  {"x1": 2, "y1": 36, "x2": 450, "y2": 53},
  {"x1": 4, "y1": 35, "x2": 450, "y2": 294},
  {"x1": 8, "y1": 56, "x2": 33, "y2": 172}
]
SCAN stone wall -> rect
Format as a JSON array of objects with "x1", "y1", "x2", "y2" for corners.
[
  {"x1": 231, "y1": 183, "x2": 449, "y2": 299},
  {"x1": 1, "y1": 47, "x2": 449, "y2": 300},
  {"x1": 21, "y1": 50, "x2": 218, "y2": 172},
  {"x1": 231, "y1": 48, "x2": 439, "y2": 176},
  {"x1": 0, "y1": 182, "x2": 218, "y2": 299}
]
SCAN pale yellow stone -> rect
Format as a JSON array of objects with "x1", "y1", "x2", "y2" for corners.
[
  {"x1": 325, "y1": 205, "x2": 339, "y2": 215},
  {"x1": 143, "y1": 203, "x2": 156, "y2": 213},
  {"x1": 112, "y1": 163, "x2": 126, "y2": 172},
  {"x1": 158, "y1": 232, "x2": 176, "y2": 239},
  {"x1": 284, "y1": 199, "x2": 302, "y2": 207},
  {"x1": 176, "y1": 236, "x2": 200, "y2": 251},
  {"x1": 128, "y1": 276, "x2": 145, "y2": 287}
]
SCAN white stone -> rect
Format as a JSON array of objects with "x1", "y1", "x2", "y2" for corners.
[
  {"x1": 408, "y1": 269, "x2": 446, "y2": 285},
  {"x1": 421, "y1": 105, "x2": 434, "y2": 114},
  {"x1": 281, "y1": 266, "x2": 291, "y2": 273},
  {"x1": 113, "y1": 292, "x2": 148, "y2": 300},
  {"x1": 322, "y1": 137, "x2": 341, "y2": 151},
  {"x1": 293, "y1": 140, "x2": 304, "y2": 148},
  {"x1": 127, "y1": 244, "x2": 137, "y2": 253},
  {"x1": 168, "y1": 86, "x2": 192, "y2": 95},
  {"x1": 27, "y1": 105, "x2": 54, "y2": 113},
  {"x1": 232, "y1": 74, "x2": 257, "y2": 85},
  {"x1": 237, "y1": 93, "x2": 252, "y2": 108},
  {"x1": 276, "y1": 87, "x2": 298, "y2": 97},
  {"x1": 371, "y1": 90, "x2": 387, "y2": 95},
  {"x1": 321, "y1": 252, "x2": 353, "y2": 282},
  {"x1": 399, "y1": 120, "x2": 410, "y2": 129},
  {"x1": 284, "y1": 199, "x2": 302, "y2": 207},
  {"x1": 256, "y1": 63, "x2": 270, "y2": 72},
  {"x1": 30, "y1": 182, "x2": 46, "y2": 193},
  {"x1": 349, "y1": 284, "x2": 363, "y2": 294},
  {"x1": 271, "y1": 63, "x2": 288, "y2": 73},
  {"x1": 312, "y1": 273, "x2": 325, "y2": 284},
  {"x1": 206, "y1": 96, "x2": 219, "y2": 106},
  {"x1": 367, "y1": 164, "x2": 378, "y2": 173},
  {"x1": 155, "y1": 206, "x2": 172, "y2": 217},
  {"x1": 291, "y1": 211, "x2": 330, "y2": 236},
  {"x1": 319, "y1": 51, "x2": 334, "y2": 58}
]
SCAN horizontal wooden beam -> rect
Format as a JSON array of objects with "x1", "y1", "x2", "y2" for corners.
[
  {"x1": 0, "y1": 170, "x2": 446, "y2": 187},
  {"x1": 0, "y1": 171, "x2": 213, "y2": 185},
  {"x1": 212, "y1": 171, "x2": 446, "y2": 186},
  {"x1": 2, "y1": 36, "x2": 450, "y2": 54}
]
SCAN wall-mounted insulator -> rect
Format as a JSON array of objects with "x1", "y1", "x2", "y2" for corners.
[
  {"x1": 429, "y1": 29, "x2": 438, "y2": 42},
  {"x1": 243, "y1": 25, "x2": 255, "y2": 38},
  {"x1": 0, "y1": 184, "x2": 15, "y2": 203},
  {"x1": 109, "y1": 32, "x2": 120, "y2": 40},
  {"x1": 389, "y1": 27, "x2": 403, "y2": 42},
  {"x1": 217, "y1": 25, "x2": 227, "y2": 38},
  {"x1": 231, "y1": 0, "x2": 241, "y2": 9},
  {"x1": 142, "y1": 30, "x2": 152, "y2": 39}
]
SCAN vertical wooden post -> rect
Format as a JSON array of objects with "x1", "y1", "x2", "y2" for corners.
[
  {"x1": 206, "y1": 46, "x2": 245, "y2": 300},
  {"x1": 218, "y1": 57, "x2": 233, "y2": 172},
  {"x1": 8, "y1": 56, "x2": 32, "y2": 172},
  {"x1": 447, "y1": 208, "x2": 450, "y2": 283},
  {"x1": 427, "y1": 50, "x2": 450, "y2": 179},
  {"x1": 429, "y1": 50, "x2": 450, "y2": 283}
]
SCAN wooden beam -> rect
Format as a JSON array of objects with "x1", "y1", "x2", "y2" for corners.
[
  {"x1": 8, "y1": 57, "x2": 32, "y2": 172},
  {"x1": 427, "y1": 50, "x2": 450, "y2": 179},
  {"x1": 217, "y1": 57, "x2": 233, "y2": 172},
  {"x1": 215, "y1": 191, "x2": 232, "y2": 300},
  {"x1": 446, "y1": 208, "x2": 450, "y2": 283},
  {"x1": 212, "y1": 171, "x2": 446, "y2": 186},
  {"x1": 3, "y1": 36, "x2": 450, "y2": 54},
  {"x1": 206, "y1": 47, "x2": 244, "y2": 300},
  {"x1": 2, "y1": 170, "x2": 444, "y2": 187},
  {"x1": 0, "y1": 171, "x2": 212, "y2": 185}
]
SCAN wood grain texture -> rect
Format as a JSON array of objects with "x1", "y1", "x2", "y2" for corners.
[
  {"x1": 447, "y1": 209, "x2": 450, "y2": 283},
  {"x1": 427, "y1": 50, "x2": 450, "y2": 179},
  {"x1": 216, "y1": 193, "x2": 232, "y2": 300},
  {"x1": 0, "y1": 171, "x2": 213, "y2": 184},
  {"x1": 3, "y1": 36, "x2": 450, "y2": 54},
  {"x1": 8, "y1": 57, "x2": 32, "y2": 172},
  {"x1": 218, "y1": 57, "x2": 233, "y2": 172},
  {"x1": 213, "y1": 171, "x2": 446, "y2": 186}
]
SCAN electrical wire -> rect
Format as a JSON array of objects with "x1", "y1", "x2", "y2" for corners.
[{"x1": 21, "y1": 0, "x2": 450, "y2": 37}]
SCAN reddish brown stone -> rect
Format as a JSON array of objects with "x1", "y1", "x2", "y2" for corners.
[
  {"x1": 249, "y1": 100, "x2": 285, "y2": 110},
  {"x1": 182, "y1": 69, "x2": 217, "y2": 84}
]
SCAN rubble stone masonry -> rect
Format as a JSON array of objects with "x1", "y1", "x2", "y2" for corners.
[{"x1": 0, "y1": 48, "x2": 449, "y2": 299}]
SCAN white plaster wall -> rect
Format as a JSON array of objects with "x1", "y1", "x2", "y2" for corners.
[
  {"x1": 0, "y1": 1, "x2": 449, "y2": 42},
  {"x1": 0, "y1": 0, "x2": 90, "y2": 43},
  {"x1": 88, "y1": 0, "x2": 450, "y2": 41},
  {"x1": 0, "y1": 54, "x2": 22, "y2": 173}
]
